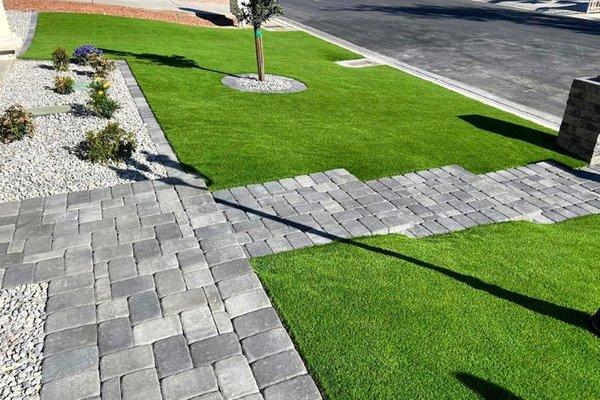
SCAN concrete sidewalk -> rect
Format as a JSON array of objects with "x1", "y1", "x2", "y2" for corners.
[{"x1": 63, "y1": 0, "x2": 231, "y2": 18}]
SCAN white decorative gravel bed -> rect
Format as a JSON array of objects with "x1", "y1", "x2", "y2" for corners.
[
  {"x1": 0, "y1": 283, "x2": 47, "y2": 400},
  {"x1": 6, "y1": 11, "x2": 31, "y2": 46},
  {"x1": 0, "y1": 60, "x2": 168, "y2": 202}
]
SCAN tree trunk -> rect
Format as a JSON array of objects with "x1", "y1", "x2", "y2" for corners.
[{"x1": 254, "y1": 27, "x2": 265, "y2": 82}]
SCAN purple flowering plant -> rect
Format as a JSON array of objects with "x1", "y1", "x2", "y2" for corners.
[{"x1": 73, "y1": 45, "x2": 103, "y2": 65}]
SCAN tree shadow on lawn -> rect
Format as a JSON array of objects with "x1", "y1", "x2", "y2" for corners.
[
  {"x1": 101, "y1": 48, "x2": 240, "y2": 77},
  {"x1": 455, "y1": 372, "x2": 523, "y2": 400},
  {"x1": 459, "y1": 114, "x2": 580, "y2": 159},
  {"x1": 219, "y1": 198, "x2": 595, "y2": 333}
]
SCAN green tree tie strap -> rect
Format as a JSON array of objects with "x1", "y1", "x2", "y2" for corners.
[{"x1": 255, "y1": 29, "x2": 263, "y2": 38}]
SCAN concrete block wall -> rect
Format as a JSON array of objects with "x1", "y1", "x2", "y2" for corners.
[{"x1": 557, "y1": 77, "x2": 600, "y2": 165}]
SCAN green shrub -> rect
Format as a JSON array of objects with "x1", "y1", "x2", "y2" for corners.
[
  {"x1": 89, "y1": 53, "x2": 116, "y2": 78},
  {"x1": 87, "y1": 78, "x2": 120, "y2": 118},
  {"x1": 54, "y1": 75, "x2": 75, "y2": 94},
  {"x1": 0, "y1": 105, "x2": 35, "y2": 143},
  {"x1": 51, "y1": 47, "x2": 70, "y2": 72},
  {"x1": 83, "y1": 122, "x2": 136, "y2": 163}
]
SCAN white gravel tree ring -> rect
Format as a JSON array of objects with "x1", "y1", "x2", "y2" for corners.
[{"x1": 222, "y1": 74, "x2": 307, "y2": 93}]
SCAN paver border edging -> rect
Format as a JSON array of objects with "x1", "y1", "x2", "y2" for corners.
[
  {"x1": 117, "y1": 60, "x2": 191, "y2": 179},
  {"x1": 274, "y1": 16, "x2": 562, "y2": 131},
  {"x1": 17, "y1": 11, "x2": 38, "y2": 57}
]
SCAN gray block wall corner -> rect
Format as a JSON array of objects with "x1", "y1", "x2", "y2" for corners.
[{"x1": 557, "y1": 77, "x2": 600, "y2": 165}]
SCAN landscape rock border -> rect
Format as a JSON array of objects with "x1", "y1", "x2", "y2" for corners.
[{"x1": 222, "y1": 74, "x2": 307, "y2": 93}]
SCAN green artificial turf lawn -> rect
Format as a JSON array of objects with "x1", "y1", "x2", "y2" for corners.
[
  {"x1": 252, "y1": 216, "x2": 600, "y2": 399},
  {"x1": 24, "y1": 13, "x2": 584, "y2": 189}
]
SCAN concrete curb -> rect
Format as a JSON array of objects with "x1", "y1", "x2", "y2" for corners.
[{"x1": 275, "y1": 16, "x2": 562, "y2": 131}]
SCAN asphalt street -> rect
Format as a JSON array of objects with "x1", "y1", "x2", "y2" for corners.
[{"x1": 280, "y1": 0, "x2": 600, "y2": 118}]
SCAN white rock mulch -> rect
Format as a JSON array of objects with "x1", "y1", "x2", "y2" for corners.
[
  {"x1": 6, "y1": 11, "x2": 31, "y2": 46},
  {"x1": 0, "y1": 283, "x2": 47, "y2": 400},
  {"x1": 222, "y1": 73, "x2": 307, "y2": 93},
  {"x1": 0, "y1": 60, "x2": 168, "y2": 202}
]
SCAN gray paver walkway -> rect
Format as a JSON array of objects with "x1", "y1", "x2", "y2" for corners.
[
  {"x1": 214, "y1": 162, "x2": 600, "y2": 257},
  {"x1": 0, "y1": 175, "x2": 320, "y2": 400}
]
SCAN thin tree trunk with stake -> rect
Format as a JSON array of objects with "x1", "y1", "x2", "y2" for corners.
[{"x1": 254, "y1": 27, "x2": 265, "y2": 82}]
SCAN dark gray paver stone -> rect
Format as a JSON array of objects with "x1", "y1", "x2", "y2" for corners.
[
  {"x1": 232, "y1": 307, "x2": 282, "y2": 339},
  {"x1": 98, "y1": 317, "x2": 133, "y2": 356},
  {"x1": 111, "y1": 275, "x2": 154, "y2": 298},
  {"x1": 100, "y1": 345, "x2": 154, "y2": 381},
  {"x1": 121, "y1": 368, "x2": 162, "y2": 400},
  {"x1": 133, "y1": 239, "x2": 161, "y2": 262},
  {"x1": 210, "y1": 259, "x2": 252, "y2": 283},
  {"x1": 128, "y1": 290, "x2": 161, "y2": 324},
  {"x1": 250, "y1": 350, "x2": 307, "y2": 389},
  {"x1": 43, "y1": 324, "x2": 97, "y2": 357},
  {"x1": 242, "y1": 327, "x2": 294, "y2": 362},
  {"x1": 160, "y1": 366, "x2": 218, "y2": 400},
  {"x1": 41, "y1": 346, "x2": 99, "y2": 383},
  {"x1": 190, "y1": 332, "x2": 242, "y2": 366},
  {"x1": 153, "y1": 335, "x2": 193, "y2": 378},
  {"x1": 2, "y1": 263, "x2": 34, "y2": 288}
]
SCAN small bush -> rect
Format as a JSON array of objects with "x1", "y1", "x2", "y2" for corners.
[
  {"x1": 51, "y1": 47, "x2": 69, "y2": 72},
  {"x1": 0, "y1": 105, "x2": 35, "y2": 143},
  {"x1": 89, "y1": 53, "x2": 116, "y2": 78},
  {"x1": 83, "y1": 122, "x2": 136, "y2": 163},
  {"x1": 73, "y1": 44, "x2": 103, "y2": 65},
  {"x1": 87, "y1": 78, "x2": 120, "y2": 118},
  {"x1": 54, "y1": 75, "x2": 75, "y2": 94}
]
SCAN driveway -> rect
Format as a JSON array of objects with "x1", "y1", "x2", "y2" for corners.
[{"x1": 280, "y1": 0, "x2": 600, "y2": 118}]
